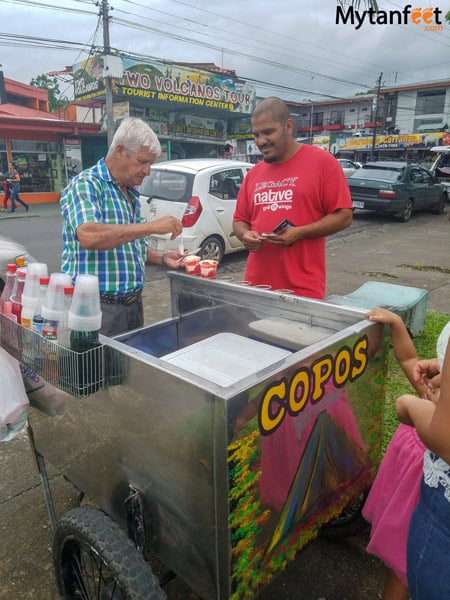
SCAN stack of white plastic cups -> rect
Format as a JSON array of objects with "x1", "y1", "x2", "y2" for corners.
[
  {"x1": 68, "y1": 274, "x2": 102, "y2": 352},
  {"x1": 41, "y1": 273, "x2": 73, "y2": 341},
  {"x1": 20, "y1": 263, "x2": 48, "y2": 330}
]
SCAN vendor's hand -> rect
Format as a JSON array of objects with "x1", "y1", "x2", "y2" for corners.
[
  {"x1": 149, "y1": 215, "x2": 183, "y2": 239},
  {"x1": 164, "y1": 249, "x2": 187, "y2": 269},
  {"x1": 242, "y1": 230, "x2": 263, "y2": 252},
  {"x1": 263, "y1": 226, "x2": 299, "y2": 247}
]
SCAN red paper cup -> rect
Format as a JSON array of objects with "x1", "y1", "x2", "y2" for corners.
[
  {"x1": 199, "y1": 259, "x2": 218, "y2": 278},
  {"x1": 183, "y1": 255, "x2": 201, "y2": 275}
]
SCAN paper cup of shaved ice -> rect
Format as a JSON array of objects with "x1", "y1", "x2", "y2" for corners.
[
  {"x1": 199, "y1": 259, "x2": 218, "y2": 278},
  {"x1": 183, "y1": 255, "x2": 201, "y2": 275}
]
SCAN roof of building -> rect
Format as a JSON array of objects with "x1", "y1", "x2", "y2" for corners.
[
  {"x1": 166, "y1": 61, "x2": 236, "y2": 76},
  {"x1": 0, "y1": 103, "x2": 64, "y2": 120},
  {"x1": 374, "y1": 78, "x2": 450, "y2": 95}
]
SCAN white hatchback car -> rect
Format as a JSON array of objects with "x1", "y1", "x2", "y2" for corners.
[
  {"x1": 138, "y1": 158, "x2": 253, "y2": 262},
  {"x1": 0, "y1": 234, "x2": 36, "y2": 292}
]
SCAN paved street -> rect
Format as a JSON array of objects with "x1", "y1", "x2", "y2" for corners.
[{"x1": 0, "y1": 204, "x2": 449, "y2": 599}]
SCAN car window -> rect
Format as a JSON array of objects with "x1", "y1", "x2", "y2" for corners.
[
  {"x1": 209, "y1": 169, "x2": 244, "y2": 199},
  {"x1": 350, "y1": 166, "x2": 403, "y2": 182},
  {"x1": 410, "y1": 169, "x2": 424, "y2": 183},
  {"x1": 420, "y1": 169, "x2": 434, "y2": 184},
  {"x1": 139, "y1": 170, "x2": 192, "y2": 202}
]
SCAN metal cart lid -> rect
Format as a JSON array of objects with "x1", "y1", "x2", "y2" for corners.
[{"x1": 160, "y1": 332, "x2": 291, "y2": 387}]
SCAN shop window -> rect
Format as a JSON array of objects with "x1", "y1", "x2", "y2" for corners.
[{"x1": 11, "y1": 140, "x2": 59, "y2": 193}]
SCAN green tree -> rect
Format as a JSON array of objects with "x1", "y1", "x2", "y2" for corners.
[{"x1": 29, "y1": 74, "x2": 69, "y2": 112}]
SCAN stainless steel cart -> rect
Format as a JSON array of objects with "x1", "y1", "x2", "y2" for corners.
[{"x1": 1, "y1": 272, "x2": 389, "y2": 600}]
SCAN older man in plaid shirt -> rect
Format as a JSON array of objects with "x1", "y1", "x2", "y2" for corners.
[{"x1": 61, "y1": 117, "x2": 184, "y2": 336}]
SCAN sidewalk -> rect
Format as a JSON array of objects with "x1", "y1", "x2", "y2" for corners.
[{"x1": 0, "y1": 202, "x2": 60, "y2": 219}]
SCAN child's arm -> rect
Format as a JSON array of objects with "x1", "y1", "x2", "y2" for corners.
[{"x1": 365, "y1": 308, "x2": 423, "y2": 392}]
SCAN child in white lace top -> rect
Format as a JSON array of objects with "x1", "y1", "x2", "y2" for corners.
[{"x1": 396, "y1": 321, "x2": 450, "y2": 599}]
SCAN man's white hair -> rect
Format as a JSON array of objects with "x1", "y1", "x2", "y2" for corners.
[{"x1": 107, "y1": 117, "x2": 161, "y2": 157}]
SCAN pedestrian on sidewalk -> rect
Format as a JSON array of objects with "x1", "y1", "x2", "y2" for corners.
[
  {"x1": 7, "y1": 162, "x2": 29, "y2": 213},
  {"x1": 1, "y1": 178, "x2": 11, "y2": 211}
]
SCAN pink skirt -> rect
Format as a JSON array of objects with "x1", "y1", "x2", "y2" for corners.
[{"x1": 362, "y1": 423, "x2": 425, "y2": 583}]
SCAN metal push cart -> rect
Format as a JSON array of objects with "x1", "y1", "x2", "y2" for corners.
[{"x1": 1, "y1": 272, "x2": 389, "y2": 600}]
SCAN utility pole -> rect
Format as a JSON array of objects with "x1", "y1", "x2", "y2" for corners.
[
  {"x1": 101, "y1": 0, "x2": 115, "y2": 148},
  {"x1": 371, "y1": 72, "x2": 382, "y2": 160}
]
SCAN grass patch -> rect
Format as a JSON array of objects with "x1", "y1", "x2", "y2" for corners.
[{"x1": 382, "y1": 310, "x2": 450, "y2": 452}]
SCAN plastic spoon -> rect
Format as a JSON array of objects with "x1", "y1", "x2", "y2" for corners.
[{"x1": 176, "y1": 247, "x2": 202, "y2": 263}]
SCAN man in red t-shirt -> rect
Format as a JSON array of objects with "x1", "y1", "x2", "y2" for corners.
[{"x1": 233, "y1": 97, "x2": 353, "y2": 299}]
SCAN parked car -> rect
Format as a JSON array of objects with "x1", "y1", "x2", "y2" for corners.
[
  {"x1": 138, "y1": 158, "x2": 253, "y2": 262},
  {"x1": 347, "y1": 161, "x2": 447, "y2": 222},
  {"x1": 337, "y1": 158, "x2": 361, "y2": 178},
  {"x1": 0, "y1": 234, "x2": 36, "y2": 292},
  {"x1": 430, "y1": 145, "x2": 450, "y2": 200}
]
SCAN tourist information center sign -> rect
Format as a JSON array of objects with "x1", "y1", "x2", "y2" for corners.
[{"x1": 73, "y1": 56, "x2": 256, "y2": 115}]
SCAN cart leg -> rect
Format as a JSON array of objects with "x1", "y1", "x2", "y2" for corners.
[{"x1": 27, "y1": 422, "x2": 57, "y2": 531}]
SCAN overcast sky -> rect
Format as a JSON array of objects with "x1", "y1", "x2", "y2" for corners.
[{"x1": 1, "y1": 0, "x2": 449, "y2": 102}]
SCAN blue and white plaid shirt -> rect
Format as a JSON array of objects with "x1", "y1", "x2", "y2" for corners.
[{"x1": 60, "y1": 158, "x2": 148, "y2": 294}]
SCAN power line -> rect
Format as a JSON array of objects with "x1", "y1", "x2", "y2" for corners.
[{"x1": 0, "y1": 0, "x2": 377, "y2": 94}]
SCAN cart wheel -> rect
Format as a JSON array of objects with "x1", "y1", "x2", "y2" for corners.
[
  {"x1": 53, "y1": 506, "x2": 166, "y2": 600},
  {"x1": 320, "y1": 491, "x2": 369, "y2": 539}
]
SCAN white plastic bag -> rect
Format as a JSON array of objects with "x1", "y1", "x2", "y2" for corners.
[{"x1": 0, "y1": 348, "x2": 29, "y2": 442}]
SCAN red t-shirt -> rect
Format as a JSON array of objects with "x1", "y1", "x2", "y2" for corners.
[{"x1": 233, "y1": 145, "x2": 352, "y2": 299}]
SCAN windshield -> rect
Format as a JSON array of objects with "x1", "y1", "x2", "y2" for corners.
[{"x1": 350, "y1": 166, "x2": 403, "y2": 182}]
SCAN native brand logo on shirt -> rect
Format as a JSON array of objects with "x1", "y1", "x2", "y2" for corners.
[{"x1": 253, "y1": 177, "x2": 299, "y2": 212}]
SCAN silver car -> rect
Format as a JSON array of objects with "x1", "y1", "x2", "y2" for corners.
[
  {"x1": 337, "y1": 158, "x2": 361, "y2": 178},
  {"x1": 138, "y1": 158, "x2": 253, "y2": 262},
  {"x1": 0, "y1": 234, "x2": 36, "y2": 291}
]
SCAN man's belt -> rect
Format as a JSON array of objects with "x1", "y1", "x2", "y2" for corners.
[{"x1": 100, "y1": 289, "x2": 142, "y2": 306}]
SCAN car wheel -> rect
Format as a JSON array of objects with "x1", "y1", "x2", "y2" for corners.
[
  {"x1": 395, "y1": 198, "x2": 413, "y2": 222},
  {"x1": 320, "y1": 491, "x2": 369, "y2": 539},
  {"x1": 199, "y1": 236, "x2": 224, "y2": 262},
  {"x1": 430, "y1": 193, "x2": 446, "y2": 215}
]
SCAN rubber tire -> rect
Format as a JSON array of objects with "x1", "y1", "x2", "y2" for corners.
[
  {"x1": 320, "y1": 492, "x2": 369, "y2": 540},
  {"x1": 395, "y1": 199, "x2": 413, "y2": 222},
  {"x1": 199, "y1": 235, "x2": 224, "y2": 262},
  {"x1": 430, "y1": 193, "x2": 446, "y2": 215},
  {"x1": 53, "y1": 506, "x2": 166, "y2": 600}
]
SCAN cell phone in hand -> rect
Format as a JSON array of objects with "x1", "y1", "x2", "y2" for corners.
[{"x1": 272, "y1": 218, "x2": 293, "y2": 234}]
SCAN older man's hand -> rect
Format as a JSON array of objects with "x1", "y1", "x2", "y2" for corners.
[{"x1": 149, "y1": 215, "x2": 183, "y2": 239}]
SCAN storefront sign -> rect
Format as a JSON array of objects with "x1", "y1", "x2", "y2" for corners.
[
  {"x1": 113, "y1": 102, "x2": 130, "y2": 122},
  {"x1": 168, "y1": 113, "x2": 227, "y2": 141},
  {"x1": 229, "y1": 117, "x2": 253, "y2": 140},
  {"x1": 335, "y1": 131, "x2": 444, "y2": 151},
  {"x1": 312, "y1": 135, "x2": 330, "y2": 150},
  {"x1": 63, "y1": 139, "x2": 82, "y2": 179},
  {"x1": 73, "y1": 56, "x2": 256, "y2": 115}
]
